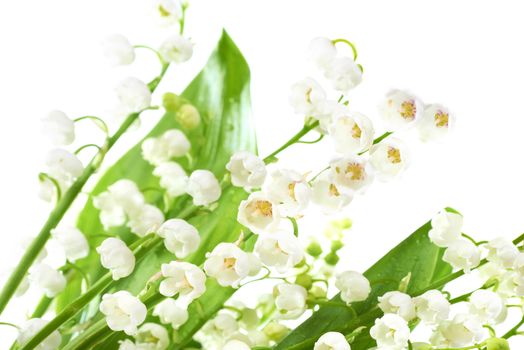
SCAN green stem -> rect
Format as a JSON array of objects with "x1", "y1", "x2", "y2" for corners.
[
  {"x1": 0, "y1": 64, "x2": 171, "y2": 316},
  {"x1": 0, "y1": 321, "x2": 19, "y2": 329},
  {"x1": 503, "y1": 315, "x2": 524, "y2": 339},
  {"x1": 38, "y1": 173, "x2": 62, "y2": 203},
  {"x1": 263, "y1": 120, "x2": 319, "y2": 162},
  {"x1": 288, "y1": 217, "x2": 299, "y2": 237},
  {"x1": 30, "y1": 296, "x2": 53, "y2": 319},
  {"x1": 134, "y1": 45, "x2": 166, "y2": 66},
  {"x1": 332, "y1": 38, "x2": 358, "y2": 60},
  {"x1": 73, "y1": 116, "x2": 109, "y2": 135},
  {"x1": 74, "y1": 143, "x2": 101, "y2": 155}
]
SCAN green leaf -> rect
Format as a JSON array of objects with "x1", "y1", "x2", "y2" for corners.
[
  {"x1": 56, "y1": 30, "x2": 256, "y2": 342},
  {"x1": 275, "y1": 220, "x2": 453, "y2": 350}
]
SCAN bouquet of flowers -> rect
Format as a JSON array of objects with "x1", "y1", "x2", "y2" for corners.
[{"x1": 1, "y1": 2, "x2": 522, "y2": 350}]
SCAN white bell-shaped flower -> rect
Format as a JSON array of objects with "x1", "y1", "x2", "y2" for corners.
[
  {"x1": 324, "y1": 56, "x2": 362, "y2": 92},
  {"x1": 45, "y1": 148, "x2": 84, "y2": 185},
  {"x1": 443, "y1": 239, "x2": 481, "y2": 272},
  {"x1": 237, "y1": 191, "x2": 281, "y2": 234},
  {"x1": 288, "y1": 77, "x2": 326, "y2": 117},
  {"x1": 201, "y1": 312, "x2": 239, "y2": 340},
  {"x1": 153, "y1": 299, "x2": 188, "y2": 329},
  {"x1": 153, "y1": 162, "x2": 188, "y2": 197},
  {"x1": 430, "y1": 313, "x2": 484, "y2": 348},
  {"x1": 101, "y1": 34, "x2": 135, "y2": 66},
  {"x1": 314, "y1": 332, "x2": 351, "y2": 350},
  {"x1": 378, "y1": 291, "x2": 416, "y2": 321},
  {"x1": 329, "y1": 156, "x2": 374, "y2": 192},
  {"x1": 159, "y1": 35, "x2": 193, "y2": 63},
  {"x1": 223, "y1": 339, "x2": 251, "y2": 350},
  {"x1": 274, "y1": 283, "x2": 307, "y2": 320},
  {"x1": 469, "y1": 289, "x2": 506, "y2": 324},
  {"x1": 254, "y1": 231, "x2": 304, "y2": 273},
  {"x1": 485, "y1": 237, "x2": 519, "y2": 269},
  {"x1": 328, "y1": 110, "x2": 374, "y2": 155},
  {"x1": 369, "y1": 138, "x2": 410, "y2": 180},
  {"x1": 127, "y1": 204, "x2": 164, "y2": 237},
  {"x1": 142, "y1": 129, "x2": 191, "y2": 166},
  {"x1": 41, "y1": 110, "x2": 75, "y2": 145},
  {"x1": 417, "y1": 104, "x2": 454, "y2": 142},
  {"x1": 413, "y1": 290, "x2": 450, "y2": 325},
  {"x1": 379, "y1": 90, "x2": 423, "y2": 130},
  {"x1": 100, "y1": 290, "x2": 147, "y2": 335},
  {"x1": 17, "y1": 318, "x2": 61, "y2": 350},
  {"x1": 307, "y1": 37, "x2": 337, "y2": 70},
  {"x1": 154, "y1": 0, "x2": 182, "y2": 26},
  {"x1": 263, "y1": 168, "x2": 311, "y2": 217},
  {"x1": 159, "y1": 261, "x2": 206, "y2": 305},
  {"x1": 311, "y1": 173, "x2": 353, "y2": 214},
  {"x1": 369, "y1": 313, "x2": 410, "y2": 350},
  {"x1": 187, "y1": 170, "x2": 221, "y2": 206},
  {"x1": 134, "y1": 323, "x2": 169, "y2": 350},
  {"x1": 246, "y1": 252, "x2": 262, "y2": 277},
  {"x1": 97, "y1": 237, "x2": 136, "y2": 280},
  {"x1": 226, "y1": 151, "x2": 267, "y2": 190},
  {"x1": 116, "y1": 77, "x2": 152, "y2": 114},
  {"x1": 428, "y1": 210, "x2": 463, "y2": 248},
  {"x1": 204, "y1": 243, "x2": 250, "y2": 287},
  {"x1": 157, "y1": 219, "x2": 200, "y2": 258},
  {"x1": 28, "y1": 263, "x2": 66, "y2": 298},
  {"x1": 51, "y1": 226, "x2": 89, "y2": 262},
  {"x1": 335, "y1": 270, "x2": 370, "y2": 304}
]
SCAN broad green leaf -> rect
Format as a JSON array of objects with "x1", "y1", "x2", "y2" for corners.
[
  {"x1": 275, "y1": 220, "x2": 453, "y2": 350},
  {"x1": 56, "y1": 30, "x2": 256, "y2": 344}
]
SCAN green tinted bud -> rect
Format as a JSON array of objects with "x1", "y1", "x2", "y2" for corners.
[
  {"x1": 295, "y1": 274, "x2": 313, "y2": 290},
  {"x1": 333, "y1": 218, "x2": 352, "y2": 230},
  {"x1": 330, "y1": 240, "x2": 344, "y2": 252},
  {"x1": 411, "y1": 343, "x2": 432, "y2": 350},
  {"x1": 163, "y1": 92, "x2": 183, "y2": 112},
  {"x1": 240, "y1": 307, "x2": 259, "y2": 329},
  {"x1": 306, "y1": 241, "x2": 322, "y2": 257},
  {"x1": 263, "y1": 322, "x2": 290, "y2": 342},
  {"x1": 486, "y1": 338, "x2": 510, "y2": 350},
  {"x1": 176, "y1": 104, "x2": 201, "y2": 129},
  {"x1": 324, "y1": 252, "x2": 339, "y2": 266},
  {"x1": 309, "y1": 285, "x2": 327, "y2": 299}
]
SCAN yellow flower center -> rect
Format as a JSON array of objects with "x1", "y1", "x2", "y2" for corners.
[
  {"x1": 387, "y1": 147, "x2": 402, "y2": 164},
  {"x1": 351, "y1": 123, "x2": 362, "y2": 139},
  {"x1": 288, "y1": 183, "x2": 297, "y2": 201},
  {"x1": 329, "y1": 184, "x2": 340, "y2": 197},
  {"x1": 400, "y1": 100, "x2": 417, "y2": 121},
  {"x1": 158, "y1": 5, "x2": 171, "y2": 17},
  {"x1": 345, "y1": 163, "x2": 365, "y2": 181},
  {"x1": 305, "y1": 87, "x2": 313, "y2": 104},
  {"x1": 253, "y1": 200, "x2": 273, "y2": 217},
  {"x1": 223, "y1": 257, "x2": 237, "y2": 269},
  {"x1": 434, "y1": 110, "x2": 449, "y2": 128}
]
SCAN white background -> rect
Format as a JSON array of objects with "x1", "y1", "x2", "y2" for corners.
[{"x1": 1, "y1": 0, "x2": 524, "y2": 347}]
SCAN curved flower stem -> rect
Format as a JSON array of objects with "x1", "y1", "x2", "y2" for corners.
[
  {"x1": 332, "y1": 38, "x2": 358, "y2": 60},
  {"x1": 503, "y1": 315, "x2": 524, "y2": 339},
  {"x1": 0, "y1": 65, "x2": 171, "y2": 316},
  {"x1": 134, "y1": 45, "x2": 166, "y2": 66},
  {"x1": 38, "y1": 172, "x2": 62, "y2": 203},
  {"x1": 263, "y1": 120, "x2": 320, "y2": 163},
  {"x1": 74, "y1": 143, "x2": 102, "y2": 155},
  {"x1": 288, "y1": 217, "x2": 299, "y2": 237},
  {"x1": 73, "y1": 115, "x2": 109, "y2": 136},
  {"x1": 0, "y1": 321, "x2": 19, "y2": 329}
]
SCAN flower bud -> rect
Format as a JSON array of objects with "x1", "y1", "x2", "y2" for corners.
[
  {"x1": 309, "y1": 285, "x2": 327, "y2": 299},
  {"x1": 163, "y1": 92, "x2": 183, "y2": 112},
  {"x1": 306, "y1": 241, "x2": 323, "y2": 257},
  {"x1": 486, "y1": 337, "x2": 510, "y2": 350},
  {"x1": 411, "y1": 342, "x2": 432, "y2": 350},
  {"x1": 176, "y1": 104, "x2": 201, "y2": 130},
  {"x1": 264, "y1": 322, "x2": 290, "y2": 342},
  {"x1": 324, "y1": 251, "x2": 339, "y2": 266},
  {"x1": 295, "y1": 274, "x2": 313, "y2": 290},
  {"x1": 330, "y1": 240, "x2": 344, "y2": 252}
]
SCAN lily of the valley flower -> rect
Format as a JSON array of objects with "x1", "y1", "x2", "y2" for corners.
[
  {"x1": 157, "y1": 219, "x2": 200, "y2": 258},
  {"x1": 203, "y1": 243, "x2": 250, "y2": 287},
  {"x1": 263, "y1": 168, "x2": 311, "y2": 217},
  {"x1": 142, "y1": 129, "x2": 191, "y2": 166},
  {"x1": 41, "y1": 110, "x2": 75, "y2": 145},
  {"x1": 485, "y1": 237, "x2": 519, "y2": 269},
  {"x1": 153, "y1": 298, "x2": 189, "y2": 329},
  {"x1": 430, "y1": 313, "x2": 484, "y2": 348},
  {"x1": 369, "y1": 313, "x2": 410, "y2": 350},
  {"x1": 116, "y1": 77, "x2": 152, "y2": 114},
  {"x1": 51, "y1": 226, "x2": 89, "y2": 263},
  {"x1": 223, "y1": 339, "x2": 251, "y2": 350},
  {"x1": 153, "y1": 161, "x2": 188, "y2": 197},
  {"x1": 154, "y1": 0, "x2": 182, "y2": 26},
  {"x1": 133, "y1": 323, "x2": 169, "y2": 350},
  {"x1": 40, "y1": 149, "x2": 84, "y2": 202},
  {"x1": 101, "y1": 34, "x2": 135, "y2": 66},
  {"x1": 328, "y1": 110, "x2": 374, "y2": 155},
  {"x1": 237, "y1": 191, "x2": 281, "y2": 234},
  {"x1": 187, "y1": 170, "x2": 221, "y2": 206},
  {"x1": 28, "y1": 263, "x2": 66, "y2": 298},
  {"x1": 313, "y1": 332, "x2": 351, "y2": 350},
  {"x1": 335, "y1": 270, "x2": 371, "y2": 304},
  {"x1": 311, "y1": 173, "x2": 353, "y2": 214},
  {"x1": 442, "y1": 239, "x2": 481, "y2": 272},
  {"x1": 379, "y1": 90, "x2": 423, "y2": 130},
  {"x1": 100, "y1": 290, "x2": 147, "y2": 335},
  {"x1": 324, "y1": 56, "x2": 362, "y2": 92},
  {"x1": 17, "y1": 318, "x2": 61, "y2": 350},
  {"x1": 307, "y1": 37, "x2": 337, "y2": 70},
  {"x1": 159, "y1": 261, "x2": 206, "y2": 305},
  {"x1": 329, "y1": 156, "x2": 374, "y2": 192},
  {"x1": 159, "y1": 35, "x2": 193, "y2": 63},
  {"x1": 369, "y1": 137, "x2": 410, "y2": 180},
  {"x1": 288, "y1": 77, "x2": 326, "y2": 117},
  {"x1": 226, "y1": 151, "x2": 267, "y2": 190},
  {"x1": 468, "y1": 289, "x2": 506, "y2": 324},
  {"x1": 97, "y1": 237, "x2": 136, "y2": 280},
  {"x1": 417, "y1": 104, "x2": 454, "y2": 142},
  {"x1": 274, "y1": 283, "x2": 307, "y2": 320},
  {"x1": 428, "y1": 210, "x2": 464, "y2": 248},
  {"x1": 413, "y1": 290, "x2": 450, "y2": 325},
  {"x1": 254, "y1": 231, "x2": 304, "y2": 273},
  {"x1": 378, "y1": 291, "x2": 416, "y2": 321},
  {"x1": 127, "y1": 204, "x2": 165, "y2": 237}
]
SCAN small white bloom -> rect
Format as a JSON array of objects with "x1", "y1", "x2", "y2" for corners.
[
  {"x1": 443, "y1": 239, "x2": 481, "y2": 272},
  {"x1": 274, "y1": 283, "x2": 307, "y2": 319},
  {"x1": 307, "y1": 37, "x2": 337, "y2": 70},
  {"x1": 379, "y1": 90, "x2": 424, "y2": 129},
  {"x1": 324, "y1": 56, "x2": 362, "y2": 92},
  {"x1": 187, "y1": 170, "x2": 221, "y2": 206},
  {"x1": 142, "y1": 129, "x2": 191, "y2": 166},
  {"x1": 154, "y1": 0, "x2": 182, "y2": 26},
  {"x1": 203, "y1": 243, "x2": 249, "y2": 287},
  {"x1": 246, "y1": 252, "x2": 262, "y2": 277},
  {"x1": 369, "y1": 313, "x2": 410, "y2": 350},
  {"x1": 469, "y1": 289, "x2": 506, "y2": 324},
  {"x1": 118, "y1": 339, "x2": 137, "y2": 350},
  {"x1": 237, "y1": 191, "x2": 280, "y2": 234},
  {"x1": 431, "y1": 313, "x2": 484, "y2": 348},
  {"x1": 127, "y1": 204, "x2": 165, "y2": 236},
  {"x1": 97, "y1": 238, "x2": 136, "y2": 280},
  {"x1": 153, "y1": 299, "x2": 188, "y2": 329},
  {"x1": 157, "y1": 219, "x2": 200, "y2": 258},
  {"x1": 159, "y1": 35, "x2": 193, "y2": 63},
  {"x1": 428, "y1": 210, "x2": 464, "y2": 248},
  {"x1": 134, "y1": 323, "x2": 169, "y2": 350},
  {"x1": 223, "y1": 339, "x2": 251, "y2": 350},
  {"x1": 254, "y1": 231, "x2": 304, "y2": 273},
  {"x1": 153, "y1": 162, "x2": 188, "y2": 197},
  {"x1": 413, "y1": 290, "x2": 450, "y2": 325},
  {"x1": 329, "y1": 156, "x2": 374, "y2": 192},
  {"x1": 100, "y1": 291, "x2": 147, "y2": 335},
  {"x1": 51, "y1": 226, "x2": 89, "y2": 262},
  {"x1": 311, "y1": 173, "x2": 353, "y2": 214},
  {"x1": 17, "y1": 318, "x2": 61, "y2": 350},
  {"x1": 263, "y1": 168, "x2": 311, "y2": 217},
  {"x1": 226, "y1": 151, "x2": 267, "y2": 190},
  {"x1": 41, "y1": 110, "x2": 75, "y2": 145},
  {"x1": 335, "y1": 270, "x2": 370, "y2": 304},
  {"x1": 314, "y1": 332, "x2": 351, "y2": 350},
  {"x1": 202, "y1": 312, "x2": 239, "y2": 339},
  {"x1": 378, "y1": 291, "x2": 416, "y2": 321},
  {"x1": 485, "y1": 237, "x2": 519, "y2": 269},
  {"x1": 289, "y1": 77, "x2": 326, "y2": 116},
  {"x1": 116, "y1": 77, "x2": 152, "y2": 114},
  {"x1": 417, "y1": 104, "x2": 454, "y2": 142},
  {"x1": 102, "y1": 34, "x2": 135, "y2": 66},
  {"x1": 45, "y1": 148, "x2": 84, "y2": 183},
  {"x1": 328, "y1": 110, "x2": 374, "y2": 155},
  {"x1": 369, "y1": 138, "x2": 410, "y2": 180},
  {"x1": 28, "y1": 264, "x2": 66, "y2": 298},
  {"x1": 159, "y1": 261, "x2": 206, "y2": 305}
]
